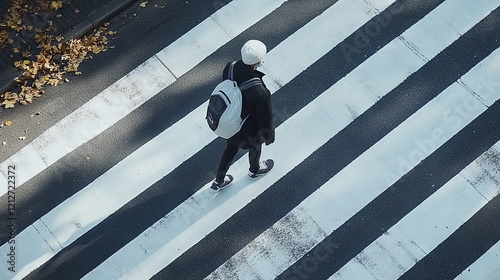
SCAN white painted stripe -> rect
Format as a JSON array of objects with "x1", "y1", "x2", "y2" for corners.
[
  {"x1": 455, "y1": 240, "x2": 500, "y2": 280},
  {"x1": 457, "y1": 44, "x2": 500, "y2": 108},
  {"x1": 82, "y1": 0, "x2": 406, "y2": 278},
  {"x1": 85, "y1": 0, "x2": 499, "y2": 278},
  {"x1": 460, "y1": 140, "x2": 500, "y2": 201},
  {"x1": 155, "y1": 0, "x2": 287, "y2": 78},
  {"x1": 2, "y1": 0, "x2": 380, "y2": 278},
  {"x1": 205, "y1": 0, "x2": 500, "y2": 277},
  {"x1": 208, "y1": 48, "x2": 500, "y2": 280},
  {"x1": 0, "y1": 0, "x2": 288, "y2": 195},
  {"x1": 331, "y1": 141, "x2": 500, "y2": 280},
  {"x1": 453, "y1": 140, "x2": 500, "y2": 280}
]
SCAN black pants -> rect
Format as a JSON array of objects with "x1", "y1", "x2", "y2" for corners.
[{"x1": 216, "y1": 141, "x2": 262, "y2": 183}]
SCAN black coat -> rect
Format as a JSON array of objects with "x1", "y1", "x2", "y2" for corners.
[{"x1": 223, "y1": 60, "x2": 275, "y2": 149}]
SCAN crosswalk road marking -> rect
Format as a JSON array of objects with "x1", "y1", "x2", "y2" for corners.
[{"x1": 0, "y1": 0, "x2": 499, "y2": 279}]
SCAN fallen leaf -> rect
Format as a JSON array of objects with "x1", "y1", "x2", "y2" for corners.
[
  {"x1": 4, "y1": 121, "x2": 13, "y2": 126},
  {"x1": 92, "y1": 45, "x2": 102, "y2": 54},
  {"x1": 2, "y1": 100, "x2": 15, "y2": 109},
  {"x1": 48, "y1": 78, "x2": 59, "y2": 86},
  {"x1": 50, "y1": 1, "x2": 63, "y2": 10},
  {"x1": 139, "y1": 1, "x2": 148, "y2": 8}
]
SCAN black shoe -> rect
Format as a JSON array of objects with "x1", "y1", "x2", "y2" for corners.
[
  {"x1": 248, "y1": 159, "x2": 274, "y2": 178},
  {"x1": 211, "y1": 175, "x2": 234, "y2": 191}
]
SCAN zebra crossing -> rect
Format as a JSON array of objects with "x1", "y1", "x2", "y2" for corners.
[{"x1": 1, "y1": 0, "x2": 499, "y2": 279}]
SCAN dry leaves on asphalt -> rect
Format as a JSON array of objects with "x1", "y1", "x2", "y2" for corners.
[
  {"x1": 0, "y1": 0, "x2": 63, "y2": 47},
  {"x1": 0, "y1": 0, "x2": 114, "y2": 109}
]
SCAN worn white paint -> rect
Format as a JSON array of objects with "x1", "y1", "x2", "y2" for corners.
[{"x1": 453, "y1": 141, "x2": 500, "y2": 280}]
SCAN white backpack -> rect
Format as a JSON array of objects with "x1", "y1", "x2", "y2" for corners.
[{"x1": 206, "y1": 61, "x2": 261, "y2": 139}]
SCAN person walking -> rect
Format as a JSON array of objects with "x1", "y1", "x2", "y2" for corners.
[{"x1": 211, "y1": 40, "x2": 275, "y2": 191}]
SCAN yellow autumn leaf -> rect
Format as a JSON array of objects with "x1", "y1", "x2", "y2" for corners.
[
  {"x1": 5, "y1": 93, "x2": 18, "y2": 100},
  {"x1": 13, "y1": 47, "x2": 19, "y2": 53},
  {"x1": 92, "y1": 45, "x2": 102, "y2": 54},
  {"x1": 4, "y1": 120, "x2": 13, "y2": 126},
  {"x1": 34, "y1": 80, "x2": 43, "y2": 89},
  {"x1": 3, "y1": 100, "x2": 15, "y2": 108},
  {"x1": 48, "y1": 78, "x2": 59, "y2": 86},
  {"x1": 50, "y1": 1, "x2": 63, "y2": 10}
]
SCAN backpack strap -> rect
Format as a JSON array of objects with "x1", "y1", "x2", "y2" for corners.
[
  {"x1": 228, "y1": 61, "x2": 262, "y2": 90},
  {"x1": 228, "y1": 61, "x2": 237, "y2": 80},
  {"x1": 239, "y1": 77, "x2": 261, "y2": 91}
]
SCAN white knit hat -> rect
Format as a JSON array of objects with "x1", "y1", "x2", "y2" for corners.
[{"x1": 241, "y1": 40, "x2": 267, "y2": 65}]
